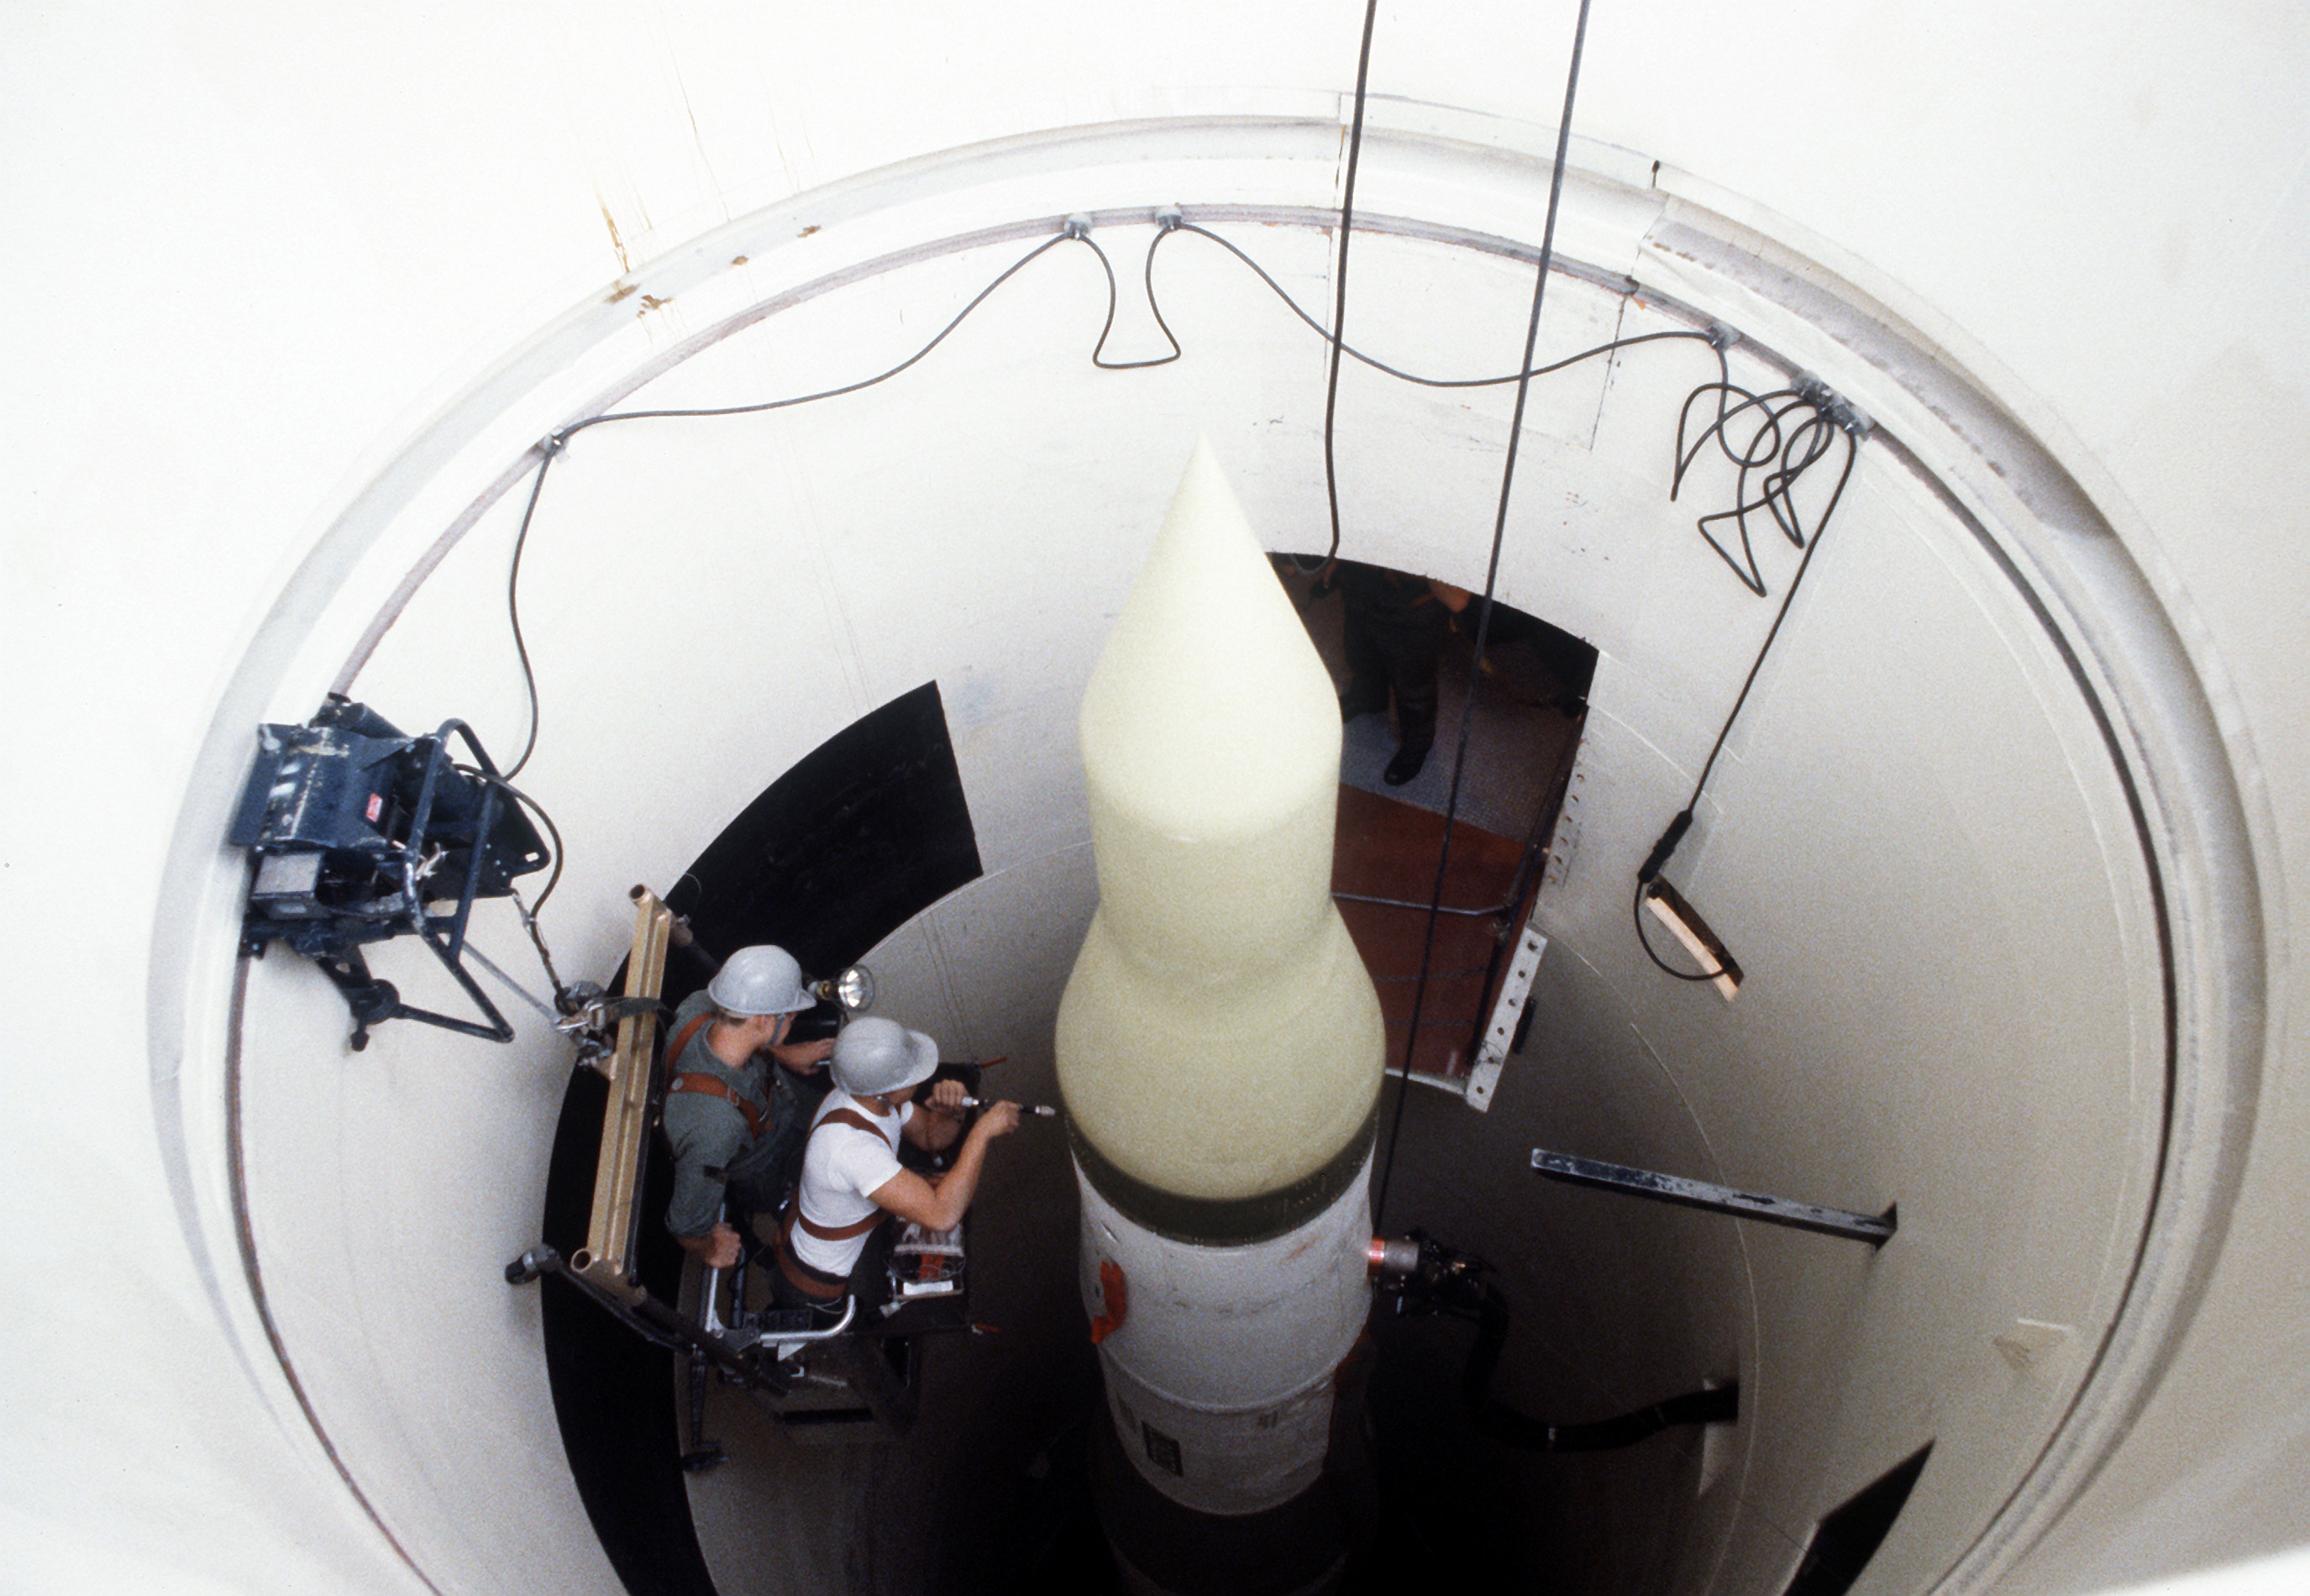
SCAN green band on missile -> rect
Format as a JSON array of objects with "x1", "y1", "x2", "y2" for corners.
[{"x1": 1068, "y1": 1107, "x2": 1378, "y2": 1246}]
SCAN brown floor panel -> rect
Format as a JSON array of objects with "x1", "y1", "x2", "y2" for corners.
[{"x1": 1333, "y1": 784, "x2": 1527, "y2": 1079}]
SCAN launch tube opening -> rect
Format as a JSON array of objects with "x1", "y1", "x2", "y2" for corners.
[{"x1": 171, "y1": 50, "x2": 2246, "y2": 1592}]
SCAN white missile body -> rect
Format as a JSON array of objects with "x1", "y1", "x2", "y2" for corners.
[
  {"x1": 1077, "y1": 1158, "x2": 1377, "y2": 1513},
  {"x1": 1057, "y1": 441, "x2": 1385, "y2": 1522}
]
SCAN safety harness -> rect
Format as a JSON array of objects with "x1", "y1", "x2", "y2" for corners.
[
  {"x1": 774, "y1": 1107, "x2": 899, "y2": 1302},
  {"x1": 663, "y1": 1013, "x2": 771, "y2": 1139}
]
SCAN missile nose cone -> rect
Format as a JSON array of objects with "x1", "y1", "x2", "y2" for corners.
[
  {"x1": 1081, "y1": 438, "x2": 1341, "y2": 843},
  {"x1": 1058, "y1": 441, "x2": 1383, "y2": 1205}
]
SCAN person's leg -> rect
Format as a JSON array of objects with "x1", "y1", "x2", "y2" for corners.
[
  {"x1": 824, "y1": 1226, "x2": 917, "y2": 1429},
  {"x1": 1376, "y1": 607, "x2": 1446, "y2": 784},
  {"x1": 1339, "y1": 599, "x2": 1392, "y2": 722}
]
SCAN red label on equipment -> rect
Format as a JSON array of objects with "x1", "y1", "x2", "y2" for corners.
[{"x1": 365, "y1": 793, "x2": 383, "y2": 823}]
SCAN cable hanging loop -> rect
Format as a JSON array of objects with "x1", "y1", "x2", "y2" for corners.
[
  {"x1": 1672, "y1": 379, "x2": 1864, "y2": 598},
  {"x1": 1067, "y1": 218, "x2": 1181, "y2": 371},
  {"x1": 1633, "y1": 397, "x2": 1865, "y2": 982}
]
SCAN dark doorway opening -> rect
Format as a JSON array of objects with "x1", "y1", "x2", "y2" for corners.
[{"x1": 1274, "y1": 556, "x2": 1597, "y2": 1085}]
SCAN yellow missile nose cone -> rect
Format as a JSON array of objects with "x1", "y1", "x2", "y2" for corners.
[
  {"x1": 1058, "y1": 438, "x2": 1383, "y2": 1204},
  {"x1": 1080, "y1": 438, "x2": 1341, "y2": 843}
]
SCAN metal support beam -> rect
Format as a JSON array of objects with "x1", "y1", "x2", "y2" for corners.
[
  {"x1": 1530, "y1": 1149, "x2": 1895, "y2": 1247},
  {"x1": 1466, "y1": 926, "x2": 1546, "y2": 1111},
  {"x1": 572, "y1": 886, "x2": 674, "y2": 1303}
]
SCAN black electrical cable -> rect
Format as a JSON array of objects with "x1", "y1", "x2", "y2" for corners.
[
  {"x1": 1632, "y1": 411, "x2": 1861, "y2": 981},
  {"x1": 498, "y1": 202, "x2": 1735, "y2": 788},
  {"x1": 459, "y1": 763, "x2": 571, "y2": 1001},
  {"x1": 1386, "y1": 1231, "x2": 1738, "y2": 1451},
  {"x1": 1462, "y1": 1277, "x2": 1737, "y2": 1449},
  {"x1": 489, "y1": 221, "x2": 1200, "y2": 963},
  {"x1": 501, "y1": 432, "x2": 562, "y2": 783},
  {"x1": 1147, "y1": 218, "x2": 1718, "y2": 391},
  {"x1": 1311, "y1": 0, "x2": 1385, "y2": 575},
  {"x1": 1084, "y1": 223, "x2": 1183, "y2": 370},
  {"x1": 1673, "y1": 383, "x2": 1847, "y2": 597},
  {"x1": 500, "y1": 230, "x2": 1086, "y2": 784},
  {"x1": 558, "y1": 233, "x2": 1076, "y2": 433},
  {"x1": 486, "y1": 73, "x2": 1831, "y2": 1016},
  {"x1": 1373, "y1": 0, "x2": 1594, "y2": 1237},
  {"x1": 472, "y1": 769, "x2": 566, "y2": 916},
  {"x1": 1631, "y1": 884, "x2": 1722, "y2": 982},
  {"x1": 1688, "y1": 427, "x2": 1856, "y2": 804}
]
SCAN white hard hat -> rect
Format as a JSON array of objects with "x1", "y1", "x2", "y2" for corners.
[
  {"x1": 706, "y1": 945, "x2": 812, "y2": 1016},
  {"x1": 831, "y1": 1016, "x2": 940, "y2": 1097}
]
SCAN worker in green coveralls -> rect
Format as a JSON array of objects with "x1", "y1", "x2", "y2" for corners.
[{"x1": 659, "y1": 945, "x2": 836, "y2": 1269}]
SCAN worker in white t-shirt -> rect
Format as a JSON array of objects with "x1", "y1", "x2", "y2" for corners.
[{"x1": 773, "y1": 1016, "x2": 1021, "y2": 1308}]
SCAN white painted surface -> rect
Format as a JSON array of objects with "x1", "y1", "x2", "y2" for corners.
[{"x1": 1079, "y1": 1158, "x2": 1373, "y2": 1515}]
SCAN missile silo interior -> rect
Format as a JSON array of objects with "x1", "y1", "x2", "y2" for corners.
[{"x1": 9, "y1": 5, "x2": 2307, "y2": 1596}]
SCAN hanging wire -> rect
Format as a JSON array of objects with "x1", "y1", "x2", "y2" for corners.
[
  {"x1": 1632, "y1": 398, "x2": 1864, "y2": 980},
  {"x1": 1082, "y1": 219, "x2": 1184, "y2": 370},
  {"x1": 501, "y1": 222, "x2": 1221, "y2": 787},
  {"x1": 491, "y1": 225, "x2": 1168, "y2": 995},
  {"x1": 559, "y1": 234, "x2": 1077, "y2": 433},
  {"x1": 1127, "y1": 212, "x2": 1850, "y2": 612},
  {"x1": 1144, "y1": 217, "x2": 1720, "y2": 391},
  {"x1": 500, "y1": 215, "x2": 1748, "y2": 788},
  {"x1": 1672, "y1": 381, "x2": 1849, "y2": 596},
  {"x1": 457, "y1": 763, "x2": 571, "y2": 1002},
  {"x1": 1306, "y1": 0, "x2": 1387, "y2": 576},
  {"x1": 486, "y1": 93, "x2": 1861, "y2": 1011},
  {"x1": 500, "y1": 230, "x2": 1085, "y2": 784},
  {"x1": 501, "y1": 431, "x2": 564, "y2": 782},
  {"x1": 1373, "y1": 0, "x2": 1597, "y2": 1237}
]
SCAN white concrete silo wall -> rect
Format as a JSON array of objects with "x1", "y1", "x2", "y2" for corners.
[
  {"x1": 256, "y1": 146, "x2": 2181, "y2": 1596},
  {"x1": 4, "y1": 5, "x2": 2304, "y2": 1596}
]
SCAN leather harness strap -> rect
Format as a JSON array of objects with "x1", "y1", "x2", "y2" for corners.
[
  {"x1": 664, "y1": 1013, "x2": 771, "y2": 1140},
  {"x1": 774, "y1": 1223, "x2": 851, "y2": 1299},
  {"x1": 788, "y1": 1108, "x2": 900, "y2": 1240},
  {"x1": 668, "y1": 1072, "x2": 769, "y2": 1140},
  {"x1": 664, "y1": 1012, "x2": 711, "y2": 1068},
  {"x1": 774, "y1": 1105, "x2": 900, "y2": 1300},
  {"x1": 820, "y1": 1106, "x2": 897, "y2": 1148},
  {"x1": 793, "y1": 1210, "x2": 888, "y2": 1241}
]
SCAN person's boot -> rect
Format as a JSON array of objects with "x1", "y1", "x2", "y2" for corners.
[{"x1": 1383, "y1": 742, "x2": 1430, "y2": 785}]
